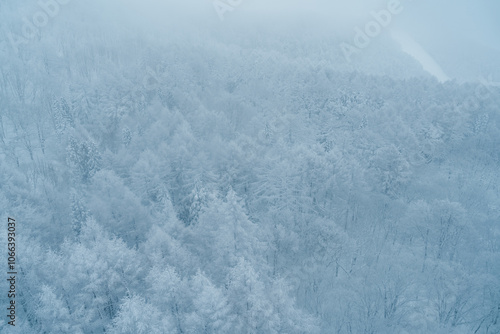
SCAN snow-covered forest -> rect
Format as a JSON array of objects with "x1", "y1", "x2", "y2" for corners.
[{"x1": 1, "y1": 0, "x2": 499, "y2": 333}]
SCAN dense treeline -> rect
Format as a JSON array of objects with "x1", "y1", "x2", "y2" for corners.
[{"x1": 1, "y1": 2, "x2": 500, "y2": 333}]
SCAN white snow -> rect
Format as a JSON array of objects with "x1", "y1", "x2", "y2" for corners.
[{"x1": 391, "y1": 30, "x2": 450, "y2": 83}]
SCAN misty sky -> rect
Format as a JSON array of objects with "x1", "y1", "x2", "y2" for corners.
[
  {"x1": 108, "y1": 0, "x2": 500, "y2": 38},
  {"x1": 2, "y1": 0, "x2": 498, "y2": 81}
]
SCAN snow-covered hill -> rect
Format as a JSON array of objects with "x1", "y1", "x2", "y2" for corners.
[{"x1": 0, "y1": 1, "x2": 499, "y2": 333}]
